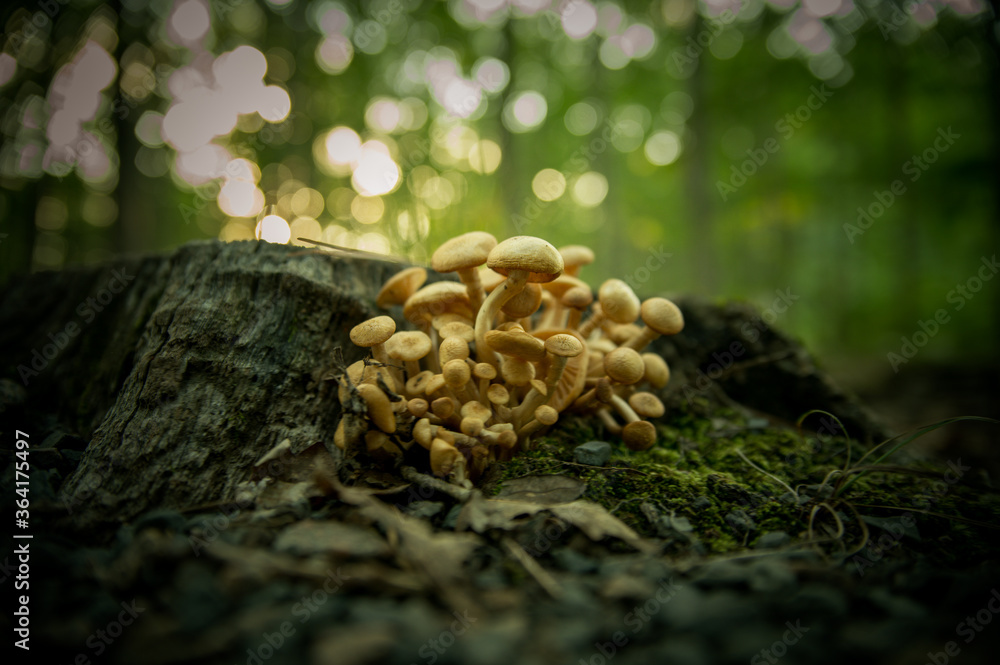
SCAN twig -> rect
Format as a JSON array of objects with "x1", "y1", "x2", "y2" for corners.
[
  {"x1": 400, "y1": 466, "x2": 472, "y2": 502},
  {"x1": 502, "y1": 536, "x2": 563, "y2": 599}
]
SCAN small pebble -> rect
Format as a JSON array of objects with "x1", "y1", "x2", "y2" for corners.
[{"x1": 574, "y1": 440, "x2": 612, "y2": 467}]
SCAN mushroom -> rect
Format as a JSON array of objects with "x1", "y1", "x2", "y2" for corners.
[
  {"x1": 356, "y1": 383, "x2": 396, "y2": 433},
  {"x1": 558, "y1": 244, "x2": 595, "y2": 277},
  {"x1": 537, "y1": 274, "x2": 588, "y2": 330},
  {"x1": 404, "y1": 281, "x2": 472, "y2": 372},
  {"x1": 641, "y1": 352, "x2": 670, "y2": 389},
  {"x1": 376, "y1": 266, "x2": 427, "y2": 308},
  {"x1": 385, "y1": 330, "x2": 432, "y2": 380},
  {"x1": 500, "y1": 283, "x2": 543, "y2": 322},
  {"x1": 474, "y1": 236, "x2": 563, "y2": 366},
  {"x1": 578, "y1": 279, "x2": 641, "y2": 338},
  {"x1": 439, "y1": 336, "x2": 470, "y2": 365},
  {"x1": 485, "y1": 328, "x2": 546, "y2": 363},
  {"x1": 350, "y1": 316, "x2": 396, "y2": 366},
  {"x1": 623, "y1": 298, "x2": 684, "y2": 352},
  {"x1": 429, "y1": 437, "x2": 463, "y2": 480},
  {"x1": 431, "y1": 231, "x2": 498, "y2": 314},
  {"x1": 562, "y1": 285, "x2": 594, "y2": 329},
  {"x1": 407, "y1": 397, "x2": 429, "y2": 418},
  {"x1": 622, "y1": 420, "x2": 657, "y2": 451},
  {"x1": 573, "y1": 347, "x2": 645, "y2": 410},
  {"x1": 518, "y1": 405, "x2": 559, "y2": 442},
  {"x1": 629, "y1": 392, "x2": 665, "y2": 419},
  {"x1": 512, "y1": 333, "x2": 583, "y2": 427}
]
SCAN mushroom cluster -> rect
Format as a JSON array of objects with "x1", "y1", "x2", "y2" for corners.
[{"x1": 334, "y1": 233, "x2": 684, "y2": 486}]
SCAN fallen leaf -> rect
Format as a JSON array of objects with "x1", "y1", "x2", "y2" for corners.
[
  {"x1": 495, "y1": 475, "x2": 586, "y2": 504},
  {"x1": 274, "y1": 519, "x2": 390, "y2": 558}
]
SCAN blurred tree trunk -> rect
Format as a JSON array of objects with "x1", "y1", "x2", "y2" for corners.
[{"x1": 684, "y1": 13, "x2": 716, "y2": 297}]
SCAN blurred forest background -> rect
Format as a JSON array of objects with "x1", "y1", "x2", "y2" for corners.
[{"x1": 1, "y1": 0, "x2": 997, "y2": 387}]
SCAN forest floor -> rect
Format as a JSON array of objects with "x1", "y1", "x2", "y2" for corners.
[{"x1": 18, "y1": 368, "x2": 1000, "y2": 665}]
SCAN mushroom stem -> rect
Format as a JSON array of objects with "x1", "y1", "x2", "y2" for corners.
[
  {"x1": 474, "y1": 270, "x2": 528, "y2": 366},
  {"x1": 609, "y1": 393, "x2": 640, "y2": 424},
  {"x1": 577, "y1": 303, "x2": 605, "y2": 338},
  {"x1": 512, "y1": 355, "x2": 567, "y2": 427},
  {"x1": 597, "y1": 408, "x2": 622, "y2": 435},
  {"x1": 457, "y1": 267, "x2": 486, "y2": 315}
]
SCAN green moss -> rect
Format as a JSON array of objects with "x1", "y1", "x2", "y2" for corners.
[{"x1": 490, "y1": 402, "x2": 1000, "y2": 570}]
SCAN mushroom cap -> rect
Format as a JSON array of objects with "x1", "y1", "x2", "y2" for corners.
[
  {"x1": 350, "y1": 316, "x2": 396, "y2": 348},
  {"x1": 356, "y1": 383, "x2": 396, "y2": 433},
  {"x1": 461, "y1": 400, "x2": 492, "y2": 422},
  {"x1": 562, "y1": 285, "x2": 594, "y2": 309},
  {"x1": 534, "y1": 405, "x2": 559, "y2": 426},
  {"x1": 501, "y1": 283, "x2": 543, "y2": 319},
  {"x1": 623, "y1": 420, "x2": 656, "y2": 451},
  {"x1": 609, "y1": 323, "x2": 641, "y2": 345},
  {"x1": 439, "y1": 336, "x2": 470, "y2": 363},
  {"x1": 403, "y1": 282, "x2": 471, "y2": 324},
  {"x1": 641, "y1": 353, "x2": 670, "y2": 389},
  {"x1": 407, "y1": 398, "x2": 429, "y2": 418},
  {"x1": 640, "y1": 297, "x2": 685, "y2": 335},
  {"x1": 485, "y1": 329, "x2": 546, "y2": 362},
  {"x1": 486, "y1": 383, "x2": 509, "y2": 405},
  {"x1": 442, "y1": 358, "x2": 471, "y2": 389},
  {"x1": 439, "y1": 321, "x2": 475, "y2": 342},
  {"x1": 414, "y1": 418, "x2": 434, "y2": 449},
  {"x1": 431, "y1": 231, "x2": 498, "y2": 273},
  {"x1": 558, "y1": 245, "x2": 595, "y2": 270},
  {"x1": 545, "y1": 333, "x2": 584, "y2": 358},
  {"x1": 461, "y1": 417, "x2": 484, "y2": 437},
  {"x1": 603, "y1": 347, "x2": 645, "y2": 385},
  {"x1": 487, "y1": 236, "x2": 564, "y2": 283},
  {"x1": 376, "y1": 267, "x2": 427, "y2": 308},
  {"x1": 541, "y1": 274, "x2": 589, "y2": 299},
  {"x1": 480, "y1": 269, "x2": 506, "y2": 293},
  {"x1": 432, "y1": 313, "x2": 473, "y2": 330},
  {"x1": 598, "y1": 279, "x2": 641, "y2": 324},
  {"x1": 629, "y1": 392, "x2": 665, "y2": 419},
  {"x1": 430, "y1": 438, "x2": 461, "y2": 477},
  {"x1": 473, "y1": 363, "x2": 497, "y2": 381},
  {"x1": 431, "y1": 396, "x2": 455, "y2": 419},
  {"x1": 405, "y1": 370, "x2": 435, "y2": 395},
  {"x1": 385, "y1": 330, "x2": 432, "y2": 362},
  {"x1": 501, "y1": 356, "x2": 535, "y2": 385},
  {"x1": 595, "y1": 377, "x2": 615, "y2": 404}
]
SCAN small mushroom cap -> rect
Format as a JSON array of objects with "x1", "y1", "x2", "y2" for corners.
[
  {"x1": 501, "y1": 356, "x2": 535, "y2": 385},
  {"x1": 439, "y1": 336, "x2": 470, "y2": 363},
  {"x1": 562, "y1": 285, "x2": 594, "y2": 309},
  {"x1": 432, "y1": 313, "x2": 472, "y2": 330},
  {"x1": 496, "y1": 429, "x2": 518, "y2": 449},
  {"x1": 350, "y1": 316, "x2": 396, "y2": 347},
  {"x1": 376, "y1": 267, "x2": 427, "y2": 308},
  {"x1": 431, "y1": 231, "x2": 498, "y2": 273},
  {"x1": 365, "y1": 430, "x2": 398, "y2": 455},
  {"x1": 442, "y1": 358, "x2": 471, "y2": 389},
  {"x1": 430, "y1": 438, "x2": 461, "y2": 477},
  {"x1": 461, "y1": 417, "x2": 484, "y2": 437},
  {"x1": 461, "y1": 400, "x2": 492, "y2": 422},
  {"x1": 629, "y1": 392, "x2": 665, "y2": 418},
  {"x1": 641, "y1": 353, "x2": 670, "y2": 389},
  {"x1": 407, "y1": 398, "x2": 429, "y2": 418},
  {"x1": 406, "y1": 370, "x2": 435, "y2": 395},
  {"x1": 640, "y1": 297, "x2": 684, "y2": 335},
  {"x1": 558, "y1": 245, "x2": 595, "y2": 272},
  {"x1": 530, "y1": 378, "x2": 548, "y2": 396},
  {"x1": 598, "y1": 279, "x2": 641, "y2": 324},
  {"x1": 545, "y1": 333, "x2": 584, "y2": 358},
  {"x1": 480, "y1": 268, "x2": 506, "y2": 293},
  {"x1": 485, "y1": 329, "x2": 546, "y2": 362},
  {"x1": 604, "y1": 347, "x2": 645, "y2": 385},
  {"x1": 439, "y1": 321, "x2": 475, "y2": 342},
  {"x1": 595, "y1": 377, "x2": 615, "y2": 404},
  {"x1": 541, "y1": 274, "x2": 589, "y2": 299},
  {"x1": 473, "y1": 363, "x2": 497, "y2": 381},
  {"x1": 501, "y1": 283, "x2": 543, "y2": 319},
  {"x1": 623, "y1": 420, "x2": 657, "y2": 451},
  {"x1": 356, "y1": 383, "x2": 396, "y2": 433},
  {"x1": 425, "y1": 373, "x2": 448, "y2": 396},
  {"x1": 414, "y1": 418, "x2": 434, "y2": 448},
  {"x1": 385, "y1": 330, "x2": 432, "y2": 362},
  {"x1": 534, "y1": 405, "x2": 559, "y2": 426},
  {"x1": 403, "y1": 282, "x2": 471, "y2": 323},
  {"x1": 487, "y1": 236, "x2": 564, "y2": 283},
  {"x1": 609, "y1": 323, "x2": 641, "y2": 345},
  {"x1": 486, "y1": 383, "x2": 509, "y2": 405},
  {"x1": 431, "y1": 396, "x2": 455, "y2": 419}
]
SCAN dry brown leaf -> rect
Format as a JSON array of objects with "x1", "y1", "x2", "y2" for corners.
[{"x1": 494, "y1": 475, "x2": 586, "y2": 504}]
